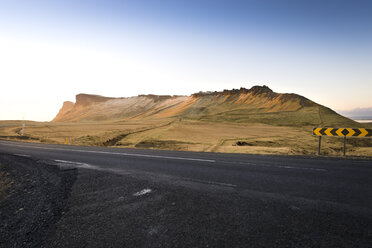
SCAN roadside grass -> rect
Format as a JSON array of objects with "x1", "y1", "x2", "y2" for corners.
[
  {"x1": 1, "y1": 119, "x2": 371, "y2": 157},
  {"x1": 117, "y1": 120, "x2": 372, "y2": 157}
]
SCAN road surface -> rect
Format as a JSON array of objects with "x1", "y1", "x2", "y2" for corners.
[{"x1": 0, "y1": 139, "x2": 371, "y2": 247}]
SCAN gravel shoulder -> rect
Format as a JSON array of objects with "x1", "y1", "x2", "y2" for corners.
[{"x1": 0, "y1": 154, "x2": 77, "y2": 248}]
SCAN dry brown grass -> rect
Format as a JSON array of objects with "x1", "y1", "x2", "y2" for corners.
[
  {"x1": 1, "y1": 119, "x2": 371, "y2": 158},
  {"x1": 0, "y1": 119, "x2": 170, "y2": 145},
  {"x1": 116, "y1": 120, "x2": 372, "y2": 157}
]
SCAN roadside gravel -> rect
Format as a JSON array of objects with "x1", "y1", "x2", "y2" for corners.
[{"x1": 0, "y1": 154, "x2": 76, "y2": 248}]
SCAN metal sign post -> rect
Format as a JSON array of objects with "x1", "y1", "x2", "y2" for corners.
[
  {"x1": 21, "y1": 118, "x2": 25, "y2": 136},
  {"x1": 318, "y1": 136, "x2": 321, "y2": 156},
  {"x1": 343, "y1": 136, "x2": 346, "y2": 156}
]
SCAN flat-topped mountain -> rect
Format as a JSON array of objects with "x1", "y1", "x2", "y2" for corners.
[{"x1": 53, "y1": 86, "x2": 357, "y2": 126}]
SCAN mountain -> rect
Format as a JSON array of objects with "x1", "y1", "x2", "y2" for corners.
[
  {"x1": 338, "y1": 107, "x2": 372, "y2": 120},
  {"x1": 52, "y1": 86, "x2": 358, "y2": 127}
]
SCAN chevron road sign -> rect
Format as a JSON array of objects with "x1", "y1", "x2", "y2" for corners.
[
  {"x1": 313, "y1": 127, "x2": 372, "y2": 156},
  {"x1": 313, "y1": 128, "x2": 372, "y2": 137}
]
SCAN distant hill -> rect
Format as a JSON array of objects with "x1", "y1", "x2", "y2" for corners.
[
  {"x1": 53, "y1": 86, "x2": 358, "y2": 127},
  {"x1": 338, "y1": 107, "x2": 372, "y2": 120}
]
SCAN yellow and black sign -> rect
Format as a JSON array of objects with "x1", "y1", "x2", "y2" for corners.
[{"x1": 313, "y1": 128, "x2": 372, "y2": 137}]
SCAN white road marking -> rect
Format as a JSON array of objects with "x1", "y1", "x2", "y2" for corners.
[
  {"x1": 276, "y1": 165, "x2": 326, "y2": 172},
  {"x1": 4, "y1": 143, "x2": 215, "y2": 163},
  {"x1": 13, "y1": 153, "x2": 31, "y2": 157},
  {"x1": 54, "y1": 159, "x2": 98, "y2": 169},
  {"x1": 222, "y1": 161, "x2": 327, "y2": 172},
  {"x1": 133, "y1": 188, "x2": 152, "y2": 196}
]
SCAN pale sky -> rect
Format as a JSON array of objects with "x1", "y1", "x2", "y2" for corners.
[{"x1": 0, "y1": 0, "x2": 371, "y2": 121}]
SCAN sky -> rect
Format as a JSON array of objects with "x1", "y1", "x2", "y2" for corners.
[{"x1": 0, "y1": 0, "x2": 371, "y2": 121}]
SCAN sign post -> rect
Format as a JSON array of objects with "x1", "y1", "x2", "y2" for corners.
[
  {"x1": 343, "y1": 136, "x2": 346, "y2": 157},
  {"x1": 318, "y1": 136, "x2": 321, "y2": 156}
]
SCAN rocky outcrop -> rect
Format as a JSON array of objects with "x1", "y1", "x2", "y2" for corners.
[
  {"x1": 53, "y1": 101, "x2": 75, "y2": 122},
  {"x1": 75, "y1": 94, "x2": 115, "y2": 107},
  {"x1": 192, "y1": 85, "x2": 273, "y2": 97}
]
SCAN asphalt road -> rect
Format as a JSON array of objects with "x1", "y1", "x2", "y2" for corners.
[{"x1": 0, "y1": 139, "x2": 371, "y2": 247}]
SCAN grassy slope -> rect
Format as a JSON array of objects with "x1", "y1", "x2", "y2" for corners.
[
  {"x1": 171, "y1": 90, "x2": 360, "y2": 127},
  {"x1": 182, "y1": 105, "x2": 359, "y2": 127}
]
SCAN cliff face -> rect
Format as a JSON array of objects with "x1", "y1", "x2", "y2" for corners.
[
  {"x1": 53, "y1": 101, "x2": 75, "y2": 122},
  {"x1": 52, "y1": 86, "x2": 356, "y2": 126},
  {"x1": 52, "y1": 93, "x2": 188, "y2": 122},
  {"x1": 74, "y1": 94, "x2": 115, "y2": 107}
]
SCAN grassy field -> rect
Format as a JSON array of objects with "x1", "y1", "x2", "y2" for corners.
[
  {"x1": 0, "y1": 119, "x2": 170, "y2": 145},
  {"x1": 1, "y1": 119, "x2": 371, "y2": 158}
]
